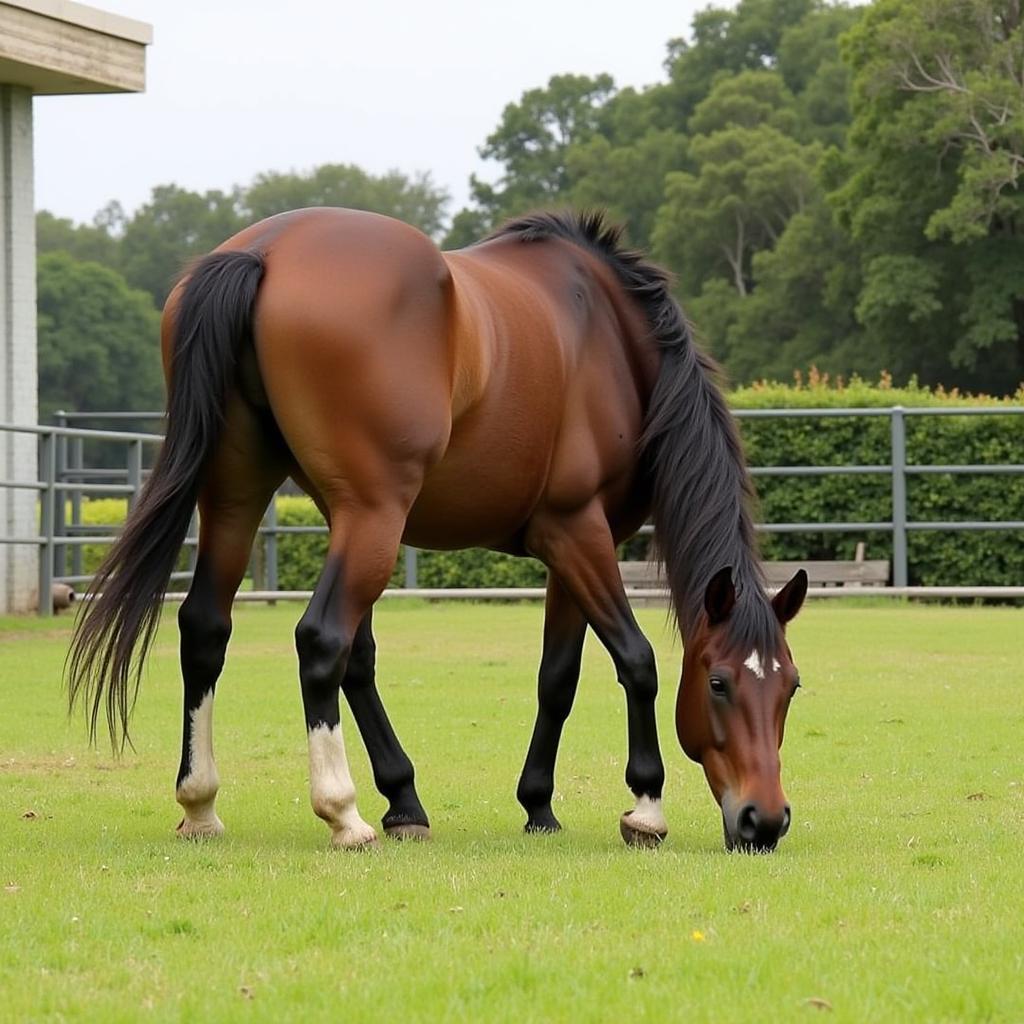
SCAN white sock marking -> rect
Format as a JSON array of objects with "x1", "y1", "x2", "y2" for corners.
[
  {"x1": 308, "y1": 724, "x2": 376, "y2": 847},
  {"x1": 176, "y1": 689, "x2": 221, "y2": 829},
  {"x1": 624, "y1": 795, "x2": 668, "y2": 836}
]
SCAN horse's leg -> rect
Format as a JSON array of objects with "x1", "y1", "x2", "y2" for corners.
[
  {"x1": 341, "y1": 610, "x2": 431, "y2": 839},
  {"x1": 528, "y1": 507, "x2": 667, "y2": 847},
  {"x1": 175, "y1": 402, "x2": 286, "y2": 837},
  {"x1": 295, "y1": 507, "x2": 407, "y2": 849},
  {"x1": 516, "y1": 576, "x2": 587, "y2": 833}
]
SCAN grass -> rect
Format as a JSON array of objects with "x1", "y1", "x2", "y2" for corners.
[{"x1": 1, "y1": 600, "x2": 1022, "y2": 1022}]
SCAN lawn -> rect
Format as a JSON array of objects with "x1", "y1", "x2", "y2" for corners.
[{"x1": 1, "y1": 600, "x2": 1021, "y2": 1022}]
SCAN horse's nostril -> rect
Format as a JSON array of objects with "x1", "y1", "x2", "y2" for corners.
[
  {"x1": 781, "y1": 805, "x2": 792, "y2": 837},
  {"x1": 737, "y1": 803, "x2": 759, "y2": 841}
]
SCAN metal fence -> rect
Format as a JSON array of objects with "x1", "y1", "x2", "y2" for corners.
[{"x1": 3, "y1": 404, "x2": 1023, "y2": 616}]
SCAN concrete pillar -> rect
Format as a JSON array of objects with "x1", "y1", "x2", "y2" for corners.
[{"x1": 0, "y1": 84, "x2": 38, "y2": 613}]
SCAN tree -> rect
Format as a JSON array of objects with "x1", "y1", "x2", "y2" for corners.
[
  {"x1": 567, "y1": 130, "x2": 688, "y2": 249},
  {"x1": 833, "y1": 0, "x2": 1024, "y2": 391},
  {"x1": 653, "y1": 125, "x2": 822, "y2": 298},
  {"x1": 117, "y1": 185, "x2": 245, "y2": 308},
  {"x1": 36, "y1": 210, "x2": 118, "y2": 266},
  {"x1": 242, "y1": 164, "x2": 449, "y2": 238},
  {"x1": 659, "y1": 0, "x2": 818, "y2": 124},
  {"x1": 37, "y1": 253, "x2": 164, "y2": 421},
  {"x1": 465, "y1": 73, "x2": 616, "y2": 227}
]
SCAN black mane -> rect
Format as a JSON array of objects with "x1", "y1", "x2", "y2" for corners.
[{"x1": 492, "y1": 210, "x2": 779, "y2": 655}]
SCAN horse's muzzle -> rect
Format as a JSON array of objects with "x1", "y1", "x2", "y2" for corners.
[{"x1": 723, "y1": 800, "x2": 791, "y2": 853}]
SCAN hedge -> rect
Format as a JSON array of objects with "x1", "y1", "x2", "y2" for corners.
[
  {"x1": 731, "y1": 374, "x2": 1024, "y2": 587},
  {"x1": 70, "y1": 373, "x2": 1023, "y2": 590},
  {"x1": 70, "y1": 497, "x2": 191, "y2": 588},
  {"x1": 271, "y1": 497, "x2": 546, "y2": 591}
]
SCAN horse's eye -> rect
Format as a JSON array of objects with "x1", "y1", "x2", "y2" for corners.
[{"x1": 709, "y1": 676, "x2": 728, "y2": 699}]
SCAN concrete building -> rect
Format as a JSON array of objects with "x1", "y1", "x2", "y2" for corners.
[{"x1": 0, "y1": 0, "x2": 149, "y2": 611}]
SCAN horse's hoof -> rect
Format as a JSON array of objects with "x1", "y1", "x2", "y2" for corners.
[
  {"x1": 524, "y1": 807, "x2": 562, "y2": 833},
  {"x1": 524, "y1": 820, "x2": 562, "y2": 834},
  {"x1": 329, "y1": 822, "x2": 380, "y2": 850},
  {"x1": 176, "y1": 816, "x2": 225, "y2": 839},
  {"x1": 384, "y1": 822, "x2": 431, "y2": 841},
  {"x1": 619, "y1": 812, "x2": 666, "y2": 848}
]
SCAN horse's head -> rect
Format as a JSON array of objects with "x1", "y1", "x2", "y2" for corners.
[{"x1": 676, "y1": 566, "x2": 808, "y2": 852}]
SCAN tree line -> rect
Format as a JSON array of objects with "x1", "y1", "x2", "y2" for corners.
[{"x1": 38, "y1": 0, "x2": 1024, "y2": 421}]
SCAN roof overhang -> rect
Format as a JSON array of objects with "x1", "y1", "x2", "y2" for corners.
[{"x1": 0, "y1": 0, "x2": 151, "y2": 94}]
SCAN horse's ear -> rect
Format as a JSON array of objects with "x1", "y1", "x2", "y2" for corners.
[
  {"x1": 704, "y1": 566, "x2": 736, "y2": 625},
  {"x1": 772, "y1": 569, "x2": 808, "y2": 625}
]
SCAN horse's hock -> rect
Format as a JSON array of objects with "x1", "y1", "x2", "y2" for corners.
[{"x1": 0, "y1": 1, "x2": 150, "y2": 611}]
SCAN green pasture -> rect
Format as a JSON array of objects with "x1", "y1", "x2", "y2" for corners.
[{"x1": 1, "y1": 601, "x2": 1021, "y2": 1022}]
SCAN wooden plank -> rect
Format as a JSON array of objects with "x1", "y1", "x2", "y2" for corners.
[
  {"x1": 763, "y1": 560, "x2": 889, "y2": 586},
  {"x1": 619, "y1": 559, "x2": 890, "y2": 589}
]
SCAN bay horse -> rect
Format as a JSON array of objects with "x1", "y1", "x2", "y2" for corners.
[{"x1": 67, "y1": 208, "x2": 807, "y2": 853}]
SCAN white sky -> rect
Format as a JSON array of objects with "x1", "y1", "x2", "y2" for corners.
[{"x1": 33, "y1": 0, "x2": 705, "y2": 226}]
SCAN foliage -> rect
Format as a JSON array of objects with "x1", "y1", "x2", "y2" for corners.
[
  {"x1": 36, "y1": 0, "x2": 1024, "y2": 417},
  {"x1": 37, "y1": 253, "x2": 164, "y2": 422},
  {"x1": 243, "y1": 164, "x2": 449, "y2": 238},
  {"x1": 71, "y1": 498, "x2": 189, "y2": 586},
  {"x1": 70, "y1": 375, "x2": 1021, "y2": 593},
  {"x1": 732, "y1": 374, "x2": 1024, "y2": 586},
  {"x1": 832, "y1": 0, "x2": 1024, "y2": 392},
  {"x1": 465, "y1": 73, "x2": 616, "y2": 231},
  {"x1": 272, "y1": 496, "x2": 545, "y2": 591}
]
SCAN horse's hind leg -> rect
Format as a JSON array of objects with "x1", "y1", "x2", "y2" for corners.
[
  {"x1": 517, "y1": 576, "x2": 586, "y2": 832},
  {"x1": 295, "y1": 505, "x2": 408, "y2": 849},
  {"x1": 342, "y1": 610, "x2": 430, "y2": 839},
  {"x1": 176, "y1": 399, "x2": 286, "y2": 837}
]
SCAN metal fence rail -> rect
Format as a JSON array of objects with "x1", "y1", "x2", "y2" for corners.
[{"x1": 2, "y1": 404, "x2": 1022, "y2": 615}]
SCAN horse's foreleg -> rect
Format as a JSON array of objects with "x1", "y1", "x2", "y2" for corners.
[
  {"x1": 296, "y1": 508, "x2": 406, "y2": 849},
  {"x1": 516, "y1": 575, "x2": 586, "y2": 833},
  {"x1": 341, "y1": 610, "x2": 430, "y2": 839},
  {"x1": 529, "y1": 507, "x2": 667, "y2": 847}
]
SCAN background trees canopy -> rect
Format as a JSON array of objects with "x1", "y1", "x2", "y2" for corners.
[{"x1": 37, "y1": 0, "x2": 1024, "y2": 423}]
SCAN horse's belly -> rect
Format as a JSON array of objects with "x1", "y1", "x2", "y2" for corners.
[{"x1": 402, "y1": 445, "x2": 547, "y2": 550}]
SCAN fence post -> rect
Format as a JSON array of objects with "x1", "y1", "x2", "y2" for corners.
[
  {"x1": 890, "y1": 406, "x2": 908, "y2": 587},
  {"x1": 126, "y1": 439, "x2": 143, "y2": 511},
  {"x1": 38, "y1": 432, "x2": 56, "y2": 618},
  {"x1": 404, "y1": 545, "x2": 418, "y2": 589},
  {"x1": 265, "y1": 496, "x2": 279, "y2": 595},
  {"x1": 53, "y1": 411, "x2": 67, "y2": 579},
  {"x1": 70, "y1": 434, "x2": 84, "y2": 578}
]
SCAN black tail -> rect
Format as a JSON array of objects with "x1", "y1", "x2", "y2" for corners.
[{"x1": 66, "y1": 250, "x2": 265, "y2": 747}]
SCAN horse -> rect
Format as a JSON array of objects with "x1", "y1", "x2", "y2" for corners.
[{"x1": 67, "y1": 208, "x2": 808, "y2": 853}]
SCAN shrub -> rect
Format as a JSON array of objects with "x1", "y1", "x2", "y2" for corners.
[
  {"x1": 271, "y1": 496, "x2": 546, "y2": 591},
  {"x1": 732, "y1": 373, "x2": 1024, "y2": 586},
  {"x1": 69, "y1": 371, "x2": 1023, "y2": 591}
]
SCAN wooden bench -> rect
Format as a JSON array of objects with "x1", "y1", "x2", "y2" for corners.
[{"x1": 619, "y1": 544, "x2": 890, "y2": 595}]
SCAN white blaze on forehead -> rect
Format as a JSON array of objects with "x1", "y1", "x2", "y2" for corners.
[{"x1": 743, "y1": 650, "x2": 782, "y2": 680}]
